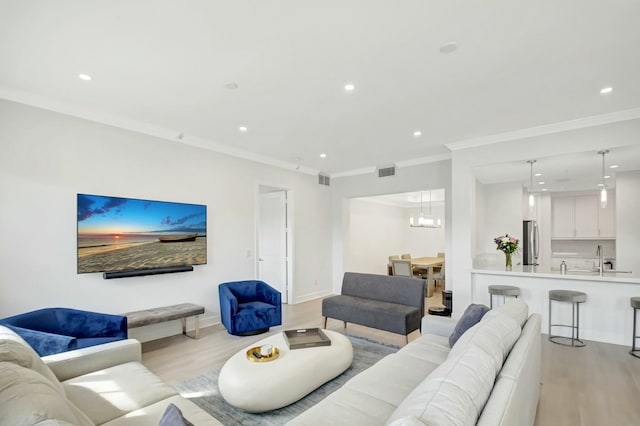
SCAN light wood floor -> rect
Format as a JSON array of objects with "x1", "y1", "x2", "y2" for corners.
[{"x1": 142, "y1": 294, "x2": 640, "y2": 426}]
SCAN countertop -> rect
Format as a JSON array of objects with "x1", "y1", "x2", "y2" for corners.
[{"x1": 471, "y1": 265, "x2": 640, "y2": 284}]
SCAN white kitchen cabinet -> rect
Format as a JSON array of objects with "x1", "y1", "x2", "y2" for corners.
[
  {"x1": 552, "y1": 193, "x2": 615, "y2": 239},
  {"x1": 574, "y1": 195, "x2": 599, "y2": 237},
  {"x1": 552, "y1": 197, "x2": 576, "y2": 238}
]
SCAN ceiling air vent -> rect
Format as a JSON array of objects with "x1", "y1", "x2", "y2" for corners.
[
  {"x1": 318, "y1": 174, "x2": 330, "y2": 186},
  {"x1": 377, "y1": 166, "x2": 396, "y2": 178}
]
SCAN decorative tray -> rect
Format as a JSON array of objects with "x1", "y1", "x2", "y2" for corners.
[
  {"x1": 246, "y1": 346, "x2": 280, "y2": 362},
  {"x1": 283, "y1": 328, "x2": 331, "y2": 349}
]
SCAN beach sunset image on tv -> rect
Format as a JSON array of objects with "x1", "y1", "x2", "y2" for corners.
[{"x1": 77, "y1": 194, "x2": 207, "y2": 274}]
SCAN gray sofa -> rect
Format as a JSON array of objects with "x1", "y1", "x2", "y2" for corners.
[
  {"x1": 0, "y1": 325, "x2": 221, "y2": 425},
  {"x1": 322, "y1": 272, "x2": 425, "y2": 342},
  {"x1": 290, "y1": 299, "x2": 542, "y2": 426}
]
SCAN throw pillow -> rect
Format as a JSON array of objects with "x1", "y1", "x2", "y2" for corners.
[
  {"x1": 448, "y1": 303, "x2": 490, "y2": 347},
  {"x1": 159, "y1": 403, "x2": 194, "y2": 426}
]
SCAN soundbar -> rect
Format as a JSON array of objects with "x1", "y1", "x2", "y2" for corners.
[{"x1": 103, "y1": 265, "x2": 194, "y2": 279}]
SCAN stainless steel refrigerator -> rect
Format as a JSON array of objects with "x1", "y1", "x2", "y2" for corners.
[{"x1": 522, "y1": 220, "x2": 540, "y2": 265}]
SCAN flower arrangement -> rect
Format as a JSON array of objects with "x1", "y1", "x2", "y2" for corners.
[
  {"x1": 494, "y1": 234, "x2": 520, "y2": 254},
  {"x1": 494, "y1": 234, "x2": 519, "y2": 270}
]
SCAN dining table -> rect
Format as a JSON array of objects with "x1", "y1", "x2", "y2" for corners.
[{"x1": 411, "y1": 257, "x2": 445, "y2": 295}]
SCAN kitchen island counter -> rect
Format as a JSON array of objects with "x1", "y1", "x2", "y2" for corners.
[
  {"x1": 472, "y1": 265, "x2": 640, "y2": 284},
  {"x1": 471, "y1": 267, "x2": 640, "y2": 346}
]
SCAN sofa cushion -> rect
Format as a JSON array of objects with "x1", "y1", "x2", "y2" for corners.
[
  {"x1": 62, "y1": 361, "x2": 178, "y2": 425},
  {"x1": 386, "y1": 344, "x2": 500, "y2": 426},
  {"x1": 397, "y1": 334, "x2": 450, "y2": 365},
  {"x1": 449, "y1": 312, "x2": 521, "y2": 372},
  {"x1": 344, "y1": 352, "x2": 442, "y2": 408},
  {"x1": 101, "y1": 395, "x2": 224, "y2": 426},
  {"x1": 0, "y1": 361, "x2": 94, "y2": 426},
  {"x1": 448, "y1": 304, "x2": 490, "y2": 347},
  {"x1": 483, "y1": 299, "x2": 528, "y2": 328},
  {"x1": 0, "y1": 325, "x2": 65, "y2": 395},
  {"x1": 287, "y1": 387, "x2": 398, "y2": 426}
]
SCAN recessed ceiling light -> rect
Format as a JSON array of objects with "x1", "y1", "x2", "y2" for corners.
[
  {"x1": 604, "y1": 175, "x2": 611, "y2": 179},
  {"x1": 538, "y1": 181, "x2": 545, "y2": 185},
  {"x1": 320, "y1": 153, "x2": 327, "y2": 158},
  {"x1": 541, "y1": 188, "x2": 548, "y2": 191},
  {"x1": 439, "y1": 42, "x2": 458, "y2": 54},
  {"x1": 600, "y1": 87, "x2": 613, "y2": 94},
  {"x1": 344, "y1": 83, "x2": 355, "y2": 92},
  {"x1": 597, "y1": 183, "x2": 604, "y2": 187},
  {"x1": 413, "y1": 130, "x2": 422, "y2": 137},
  {"x1": 238, "y1": 126, "x2": 248, "y2": 132},
  {"x1": 78, "y1": 74, "x2": 92, "y2": 81},
  {"x1": 534, "y1": 173, "x2": 542, "y2": 177},
  {"x1": 609, "y1": 164, "x2": 619, "y2": 169},
  {"x1": 224, "y1": 82, "x2": 238, "y2": 90}
]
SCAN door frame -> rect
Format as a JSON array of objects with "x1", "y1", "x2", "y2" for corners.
[{"x1": 255, "y1": 183, "x2": 294, "y2": 304}]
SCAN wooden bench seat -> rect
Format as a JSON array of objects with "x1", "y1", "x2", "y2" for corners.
[{"x1": 123, "y1": 303, "x2": 205, "y2": 339}]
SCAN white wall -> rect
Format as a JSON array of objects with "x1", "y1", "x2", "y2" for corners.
[
  {"x1": 474, "y1": 182, "x2": 523, "y2": 267},
  {"x1": 616, "y1": 170, "x2": 640, "y2": 273},
  {"x1": 0, "y1": 100, "x2": 333, "y2": 339},
  {"x1": 331, "y1": 160, "x2": 452, "y2": 293},
  {"x1": 344, "y1": 199, "x2": 445, "y2": 275}
]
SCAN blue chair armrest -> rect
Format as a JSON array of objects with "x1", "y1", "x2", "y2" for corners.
[
  {"x1": 257, "y1": 281, "x2": 281, "y2": 306},
  {"x1": 219, "y1": 284, "x2": 239, "y2": 328},
  {"x1": 55, "y1": 308, "x2": 128, "y2": 339},
  {"x1": 3, "y1": 324, "x2": 77, "y2": 357}
]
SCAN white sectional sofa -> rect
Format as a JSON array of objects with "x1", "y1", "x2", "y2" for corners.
[
  {"x1": 0, "y1": 325, "x2": 221, "y2": 426},
  {"x1": 289, "y1": 299, "x2": 542, "y2": 426}
]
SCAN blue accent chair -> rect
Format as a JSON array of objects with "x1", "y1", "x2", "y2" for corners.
[
  {"x1": 0, "y1": 307, "x2": 128, "y2": 356},
  {"x1": 219, "y1": 280, "x2": 282, "y2": 336}
]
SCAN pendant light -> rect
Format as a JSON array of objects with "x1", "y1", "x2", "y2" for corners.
[
  {"x1": 527, "y1": 160, "x2": 536, "y2": 208},
  {"x1": 410, "y1": 191, "x2": 441, "y2": 228},
  {"x1": 598, "y1": 150, "x2": 609, "y2": 208}
]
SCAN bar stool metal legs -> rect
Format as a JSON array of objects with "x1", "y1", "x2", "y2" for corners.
[
  {"x1": 548, "y1": 290, "x2": 586, "y2": 347},
  {"x1": 631, "y1": 297, "x2": 640, "y2": 358},
  {"x1": 488, "y1": 285, "x2": 520, "y2": 309}
]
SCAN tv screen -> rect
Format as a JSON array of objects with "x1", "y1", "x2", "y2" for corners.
[{"x1": 77, "y1": 194, "x2": 207, "y2": 274}]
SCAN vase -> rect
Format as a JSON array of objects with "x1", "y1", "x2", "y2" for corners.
[{"x1": 505, "y1": 253, "x2": 513, "y2": 271}]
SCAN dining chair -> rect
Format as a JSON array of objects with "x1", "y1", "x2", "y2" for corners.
[
  {"x1": 437, "y1": 252, "x2": 445, "y2": 258},
  {"x1": 401, "y1": 253, "x2": 412, "y2": 260},
  {"x1": 388, "y1": 255, "x2": 400, "y2": 275},
  {"x1": 392, "y1": 260, "x2": 414, "y2": 277},
  {"x1": 433, "y1": 262, "x2": 445, "y2": 289}
]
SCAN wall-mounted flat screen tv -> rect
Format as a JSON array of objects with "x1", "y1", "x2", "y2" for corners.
[{"x1": 77, "y1": 194, "x2": 207, "y2": 274}]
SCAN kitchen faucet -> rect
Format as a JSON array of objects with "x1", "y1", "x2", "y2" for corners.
[{"x1": 596, "y1": 245, "x2": 604, "y2": 277}]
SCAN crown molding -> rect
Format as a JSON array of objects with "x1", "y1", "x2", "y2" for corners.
[
  {"x1": 0, "y1": 87, "x2": 320, "y2": 176},
  {"x1": 445, "y1": 108, "x2": 640, "y2": 151}
]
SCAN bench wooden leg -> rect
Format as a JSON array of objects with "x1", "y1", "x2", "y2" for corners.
[
  {"x1": 323, "y1": 316, "x2": 328, "y2": 329},
  {"x1": 343, "y1": 321, "x2": 347, "y2": 329}
]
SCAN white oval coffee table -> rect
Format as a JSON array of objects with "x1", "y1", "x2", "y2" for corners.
[{"x1": 218, "y1": 329, "x2": 353, "y2": 412}]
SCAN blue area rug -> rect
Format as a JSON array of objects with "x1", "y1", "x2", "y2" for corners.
[{"x1": 174, "y1": 335, "x2": 397, "y2": 425}]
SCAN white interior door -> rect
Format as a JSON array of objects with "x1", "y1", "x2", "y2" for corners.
[{"x1": 258, "y1": 191, "x2": 288, "y2": 302}]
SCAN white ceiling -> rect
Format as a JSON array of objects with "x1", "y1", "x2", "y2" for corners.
[{"x1": 1, "y1": 1, "x2": 640, "y2": 176}]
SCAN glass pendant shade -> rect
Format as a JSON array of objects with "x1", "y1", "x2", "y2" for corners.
[
  {"x1": 598, "y1": 150, "x2": 609, "y2": 209},
  {"x1": 527, "y1": 160, "x2": 536, "y2": 209},
  {"x1": 410, "y1": 191, "x2": 441, "y2": 228}
]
